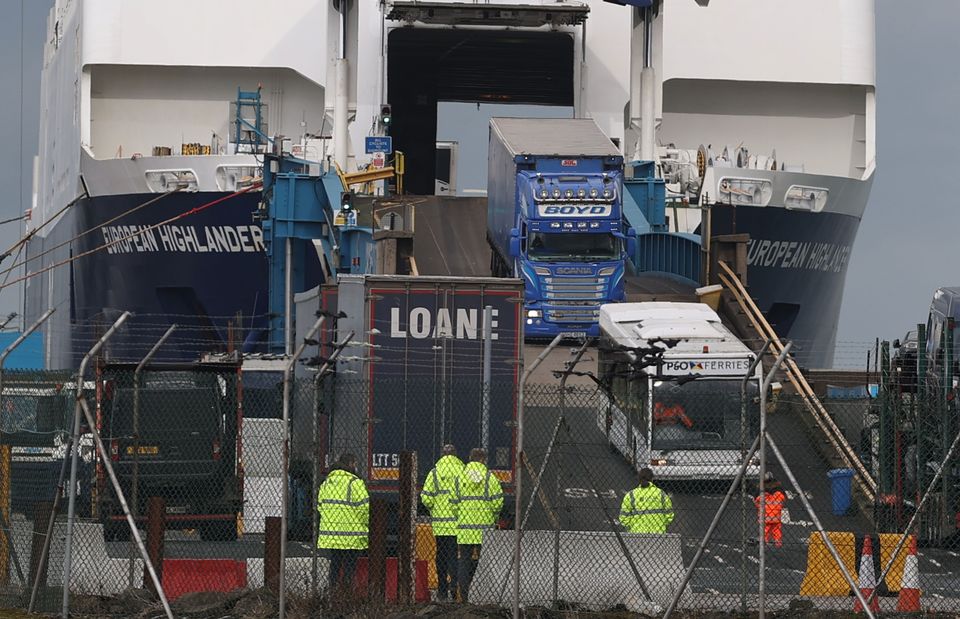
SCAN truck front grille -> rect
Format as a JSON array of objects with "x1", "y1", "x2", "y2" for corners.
[
  {"x1": 542, "y1": 276, "x2": 608, "y2": 301},
  {"x1": 546, "y1": 307, "x2": 601, "y2": 323}
]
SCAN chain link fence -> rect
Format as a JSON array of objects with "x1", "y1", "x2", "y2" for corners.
[{"x1": 0, "y1": 363, "x2": 958, "y2": 616}]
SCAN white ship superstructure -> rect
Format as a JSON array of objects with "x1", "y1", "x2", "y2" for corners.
[{"x1": 26, "y1": 0, "x2": 875, "y2": 369}]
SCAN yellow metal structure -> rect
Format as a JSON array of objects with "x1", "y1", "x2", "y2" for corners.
[{"x1": 342, "y1": 167, "x2": 396, "y2": 187}]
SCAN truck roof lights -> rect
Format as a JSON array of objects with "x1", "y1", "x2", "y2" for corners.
[
  {"x1": 578, "y1": 188, "x2": 586, "y2": 198},
  {"x1": 552, "y1": 189, "x2": 561, "y2": 198},
  {"x1": 565, "y1": 189, "x2": 574, "y2": 198},
  {"x1": 589, "y1": 188, "x2": 599, "y2": 198},
  {"x1": 603, "y1": 188, "x2": 613, "y2": 198}
]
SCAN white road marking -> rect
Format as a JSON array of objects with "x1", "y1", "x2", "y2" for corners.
[
  {"x1": 926, "y1": 557, "x2": 943, "y2": 568},
  {"x1": 707, "y1": 588, "x2": 720, "y2": 595},
  {"x1": 712, "y1": 555, "x2": 726, "y2": 565},
  {"x1": 747, "y1": 555, "x2": 759, "y2": 565}
]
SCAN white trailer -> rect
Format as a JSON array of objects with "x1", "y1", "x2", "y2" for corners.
[{"x1": 597, "y1": 302, "x2": 761, "y2": 481}]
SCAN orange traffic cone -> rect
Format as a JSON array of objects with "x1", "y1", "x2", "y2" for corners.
[
  {"x1": 896, "y1": 536, "x2": 921, "y2": 612},
  {"x1": 854, "y1": 535, "x2": 881, "y2": 613}
]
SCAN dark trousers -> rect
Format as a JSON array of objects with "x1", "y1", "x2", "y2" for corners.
[
  {"x1": 328, "y1": 549, "x2": 362, "y2": 598},
  {"x1": 435, "y1": 535, "x2": 458, "y2": 599},
  {"x1": 458, "y1": 544, "x2": 481, "y2": 602}
]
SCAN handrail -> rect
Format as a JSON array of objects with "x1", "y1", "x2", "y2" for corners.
[{"x1": 716, "y1": 260, "x2": 877, "y2": 502}]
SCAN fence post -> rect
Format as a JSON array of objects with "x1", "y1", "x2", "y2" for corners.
[
  {"x1": 310, "y1": 333, "x2": 354, "y2": 594},
  {"x1": 739, "y1": 340, "x2": 769, "y2": 613},
  {"x1": 63, "y1": 311, "x2": 131, "y2": 619},
  {"x1": 28, "y1": 501, "x2": 53, "y2": 604},
  {"x1": 73, "y1": 388, "x2": 174, "y2": 618},
  {"x1": 368, "y1": 498, "x2": 387, "y2": 603},
  {"x1": 511, "y1": 334, "x2": 562, "y2": 617},
  {"x1": 398, "y1": 451, "x2": 417, "y2": 605},
  {"x1": 758, "y1": 342, "x2": 792, "y2": 619},
  {"x1": 28, "y1": 438, "x2": 73, "y2": 613},
  {"x1": 0, "y1": 309, "x2": 54, "y2": 586},
  {"x1": 145, "y1": 497, "x2": 166, "y2": 596},
  {"x1": 279, "y1": 316, "x2": 326, "y2": 619},
  {"x1": 481, "y1": 306, "x2": 493, "y2": 451},
  {"x1": 265, "y1": 516, "x2": 281, "y2": 595},
  {"x1": 130, "y1": 325, "x2": 177, "y2": 589}
]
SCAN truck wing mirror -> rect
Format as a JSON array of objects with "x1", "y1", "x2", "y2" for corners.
[
  {"x1": 626, "y1": 227, "x2": 638, "y2": 262},
  {"x1": 508, "y1": 227, "x2": 522, "y2": 257},
  {"x1": 509, "y1": 237, "x2": 521, "y2": 258}
]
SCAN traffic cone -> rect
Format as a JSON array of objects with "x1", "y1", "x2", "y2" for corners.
[
  {"x1": 896, "y1": 536, "x2": 921, "y2": 612},
  {"x1": 853, "y1": 535, "x2": 881, "y2": 613}
]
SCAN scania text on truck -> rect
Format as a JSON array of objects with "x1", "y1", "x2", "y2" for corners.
[
  {"x1": 486, "y1": 118, "x2": 637, "y2": 339},
  {"x1": 597, "y1": 302, "x2": 761, "y2": 481}
]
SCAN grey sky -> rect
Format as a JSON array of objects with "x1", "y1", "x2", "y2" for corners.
[
  {"x1": 835, "y1": 0, "x2": 957, "y2": 367},
  {"x1": 0, "y1": 0, "x2": 950, "y2": 368},
  {"x1": 0, "y1": 0, "x2": 51, "y2": 328}
]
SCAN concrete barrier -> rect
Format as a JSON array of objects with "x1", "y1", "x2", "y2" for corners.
[
  {"x1": 468, "y1": 530, "x2": 690, "y2": 612},
  {"x1": 878, "y1": 533, "x2": 913, "y2": 592},
  {"x1": 799, "y1": 531, "x2": 857, "y2": 596}
]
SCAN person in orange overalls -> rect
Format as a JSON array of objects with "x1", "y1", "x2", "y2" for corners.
[
  {"x1": 754, "y1": 474, "x2": 786, "y2": 548},
  {"x1": 653, "y1": 402, "x2": 694, "y2": 428}
]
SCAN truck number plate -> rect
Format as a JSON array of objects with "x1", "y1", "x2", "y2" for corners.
[
  {"x1": 126, "y1": 446, "x2": 159, "y2": 455},
  {"x1": 562, "y1": 331, "x2": 587, "y2": 339}
]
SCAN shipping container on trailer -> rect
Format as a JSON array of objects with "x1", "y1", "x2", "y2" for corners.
[{"x1": 321, "y1": 275, "x2": 524, "y2": 498}]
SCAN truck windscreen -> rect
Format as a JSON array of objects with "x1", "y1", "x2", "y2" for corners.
[
  {"x1": 650, "y1": 379, "x2": 757, "y2": 450},
  {"x1": 527, "y1": 232, "x2": 618, "y2": 261}
]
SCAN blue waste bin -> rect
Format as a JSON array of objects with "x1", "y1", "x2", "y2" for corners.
[{"x1": 827, "y1": 468, "x2": 854, "y2": 515}]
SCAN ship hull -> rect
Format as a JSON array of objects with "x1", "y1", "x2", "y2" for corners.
[
  {"x1": 711, "y1": 204, "x2": 861, "y2": 369},
  {"x1": 29, "y1": 191, "x2": 270, "y2": 368}
]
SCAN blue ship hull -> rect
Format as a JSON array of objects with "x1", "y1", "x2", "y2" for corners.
[
  {"x1": 711, "y1": 204, "x2": 861, "y2": 369},
  {"x1": 27, "y1": 191, "x2": 273, "y2": 367},
  {"x1": 25, "y1": 191, "x2": 856, "y2": 369}
]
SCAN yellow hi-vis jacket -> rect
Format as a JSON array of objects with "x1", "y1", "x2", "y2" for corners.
[
  {"x1": 317, "y1": 468, "x2": 369, "y2": 550},
  {"x1": 451, "y1": 462, "x2": 503, "y2": 545},
  {"x1": 420, "y1": 454, "x2": 465, "y2": 537},
  {"x1": 619, "y1": 483, "x2": 674, "y2": 534}
]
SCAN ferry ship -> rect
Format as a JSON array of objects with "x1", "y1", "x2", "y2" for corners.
[{"x1": 25, "y1": 0, "x2": 875, "y2": 369}]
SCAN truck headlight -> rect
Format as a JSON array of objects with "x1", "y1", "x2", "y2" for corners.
[
  {"x1": 533, "y1": 267, "x2": 550, "y2": 275},
  {"x1": 527, "y1": 310, "x2": 542, "y2": 318},
  {"x1": 598, "y1": 266, "x2": 616, "y2": 276}
]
